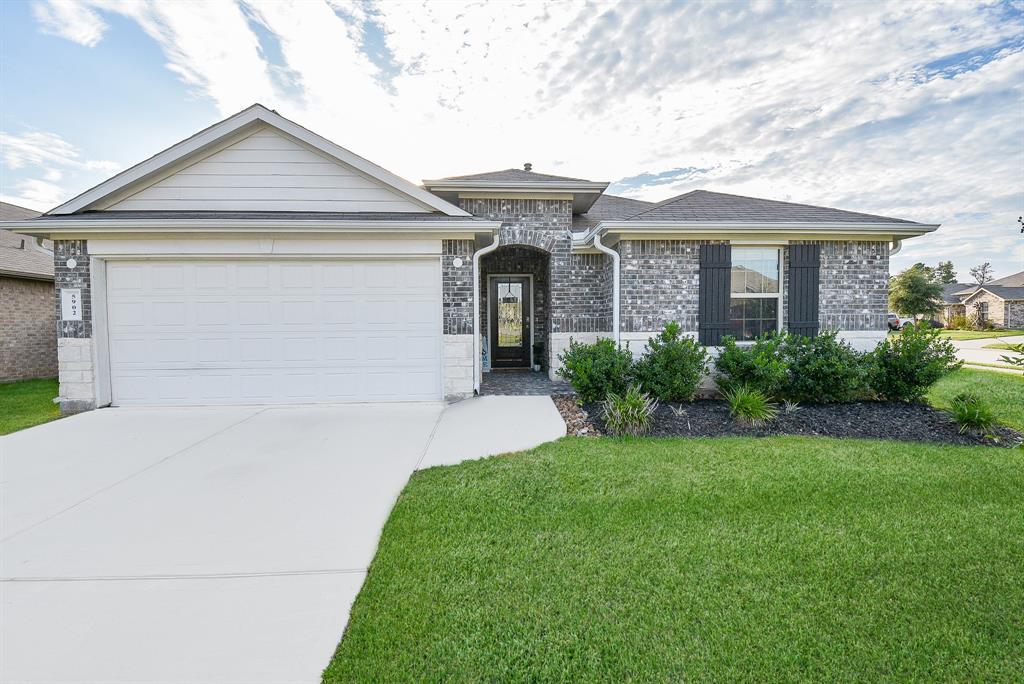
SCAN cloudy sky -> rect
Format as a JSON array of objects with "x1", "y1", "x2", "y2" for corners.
[{"x1": 1, "y1": 0, "x2": 1022, "y2": 277}]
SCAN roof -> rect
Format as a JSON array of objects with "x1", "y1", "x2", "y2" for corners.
[
  {"x1": 572, "y1": 194, "x2": 655, "y2": 231},
  {"x1": 0, "y1": 202, "x2": 52, "y2": 280},
  {"x1": 941, "y1": 282, "x2": 975, "y2": 303},
  {"x1": 622, "y1": 190, "x2": 923, "y2": 225},
  {"x1": 49, "y1": 103, "x2": 469, "y2": 217},
  {"x1": 963, "y1": 285, "x2": 1024, "y2": 302},
  {"x1": 438, "y1": 168, "x2": 593, "y2": 183},
  {"x1": 989, "y1": 271, "x2": 1024, "y2": 287}
]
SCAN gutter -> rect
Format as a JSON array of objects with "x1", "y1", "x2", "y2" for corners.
[
  {"x1": 571, "y1": 221, "x2": 941, "y2": 247},
  {"x1": 591, "y1": 233, "x2": 620, "y2": 345},
  {"x1": 472, "y1": 232, "x2": 500, "y2": 394}
]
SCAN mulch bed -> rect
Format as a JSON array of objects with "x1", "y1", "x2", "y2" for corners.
[{"x1": 574, "y1": 399, "x2": 1022, "y2": 448}]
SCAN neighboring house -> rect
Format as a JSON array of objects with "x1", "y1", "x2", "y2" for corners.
[
  {"x1": 952, "y1": 272, "x2": 1024, "y2": 329},
  {"x1": 0, "y1": 201, "x2": 56, "y2": 382},
  {"x1": 938, "y1": 282, "x2": 974, "y2": 324},
  {"x1": 7, "y1": 104, "x2": 937, "y2": 414}
]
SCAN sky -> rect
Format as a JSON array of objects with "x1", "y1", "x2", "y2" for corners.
[{"x1": 1, "y1": 0, "x2": 1022, "y2": 279}]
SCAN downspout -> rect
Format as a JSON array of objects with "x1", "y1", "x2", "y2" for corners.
[
  {"x1": 472, "y1": 231, "x2": 500, "y2": 394},
  {"x1": 592, "y1": 231, "x2": 620, "y2": 345},
  {"x1": 889, "y1": 239, "x2": 902, "y2": 256}
]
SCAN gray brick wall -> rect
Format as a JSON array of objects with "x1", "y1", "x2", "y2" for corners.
[
  {"x1": 0, "y1": 276, "x2": 57, "y2": 381},
  {"x1": 53, "y1": 240, "x2": 92, "y2": 338},
  {"x1": 442, "y1": 239, "x2": 475, "y2": 335},
  {"x1": 617, "y1": 239, "x2": 705, "y2": 333},
  {"x1": 810, "y1": 240, "x2": 889, "y2": 331}
]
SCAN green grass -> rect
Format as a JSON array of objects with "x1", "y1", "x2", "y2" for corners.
[
  {"x1": 928, "y1": 368, "x2": 1024, "y2": 431},
  {"x1": 939, "y1": 329, "x2": 1024, "y2": 341},
  {"x1": 325, "y1": 437, "x2": 1024, "y2": 682},
  {"x1": 0, "y1": 378, "x2": 60, "y2": 435},
  {"x1": 984, "y1": 342, "x2": 1016, "y2": 351}
]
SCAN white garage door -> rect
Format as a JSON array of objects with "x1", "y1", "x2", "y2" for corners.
[{"x1": 104, "y1": 259, "x2": 442, "y2": 405}]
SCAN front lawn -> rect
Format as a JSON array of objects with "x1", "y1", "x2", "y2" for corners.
[
  {"x1": 325, "y1": 437, "x2": 1023, "y2": 682},
  {"x1": 0, "y1": 378, "x2": 59, "y2": 435},
  {"x1": 927, "y1": 368, "x2": 1024, "y2": 431},
  {"x1": 939, "y1": 329, "x2": 1024, "y2": 341}
]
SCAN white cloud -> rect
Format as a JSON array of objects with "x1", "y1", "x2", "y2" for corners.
[
  {"x1": 21, "y1": 0, "x2": 1024, "y2": 276},
  {"x1": 0, "y1": 130, "x2": 120, "y2": 209},
  {"x1": 32, "y1": 0, "x2": 108, "y2": 47}
]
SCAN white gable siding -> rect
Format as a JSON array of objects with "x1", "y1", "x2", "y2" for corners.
[{"x1": 106, "y1": 128, "x2": 428, "y2": 212}]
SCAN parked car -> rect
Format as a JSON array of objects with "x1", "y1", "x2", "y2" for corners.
[{"x1": 888, "y1": 313, "x2": 902, "y2": 331}]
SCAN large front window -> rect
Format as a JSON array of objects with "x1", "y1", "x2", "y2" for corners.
[{"x1": 730, "y1": 247, "x2": 781, "y2": 341}]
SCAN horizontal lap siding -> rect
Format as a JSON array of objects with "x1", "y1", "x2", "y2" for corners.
[{"x1": 108, "y1": 128, "x2": 427, "y2": 213}]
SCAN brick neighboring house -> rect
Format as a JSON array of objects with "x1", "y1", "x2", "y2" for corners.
[
  {"x1": 947, "y1": 271, "x2": 1024, "y2": 329},
  {"x1": 7, "y1": 104, "x2": 939, "y2": 413},
  {"x1": 1, "y1": 201, "x2": 57, "y2": 382}
]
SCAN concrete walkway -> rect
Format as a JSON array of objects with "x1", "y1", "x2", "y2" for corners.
[
  {"x1": 951, "y1": 334, "x2": 1024, "y2": 374},
  {"x1": 1, "y1": 396, "x2": 565, "y2": 683}
]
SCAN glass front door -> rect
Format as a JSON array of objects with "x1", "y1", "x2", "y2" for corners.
[{"x1": 489, "y1": 276, "x2": 531, "y2": 368}]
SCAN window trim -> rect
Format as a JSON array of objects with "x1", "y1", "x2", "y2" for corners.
[{"x1": 729, "y1": 246, "x2": 784, "y2": 341}]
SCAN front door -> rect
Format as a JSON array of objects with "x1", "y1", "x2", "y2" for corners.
[{"x1": 489, "y1": 276, "x2": 531, "y2": 368}]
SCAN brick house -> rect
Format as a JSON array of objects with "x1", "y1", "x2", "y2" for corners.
[
  {"x1": 941, "y1": 272, "x2": 1024, "y2": 329},
  {"x1": 0, "y1": 201, "x2": 56, "y2": 382},
  {"x1": 7, "y1": 105, "x2": 938, "y2": 413}
]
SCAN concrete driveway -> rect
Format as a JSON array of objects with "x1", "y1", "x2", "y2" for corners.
[
  {"x1": 0, "y1": 397, "x2": 565, "y2": 683},
  {"x1": 952, "y1": 333, "x2": 1024, "y2": 374}
]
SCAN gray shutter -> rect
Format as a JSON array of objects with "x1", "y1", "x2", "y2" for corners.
[
  {"x1": 699, "y1": 243, "x2": 731, "y2": 345},
  {"x1": 787, "y1": 244, "x2": 820, "y2": 337}
]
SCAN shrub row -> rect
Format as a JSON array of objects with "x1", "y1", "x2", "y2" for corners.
[{"x1": 558, "y1": 322, "x2": 961, "y2": 405}]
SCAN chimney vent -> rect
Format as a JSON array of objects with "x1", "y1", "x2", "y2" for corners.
[{"x1": 523, "y1": 162, "x2": 532, "y2": 172}]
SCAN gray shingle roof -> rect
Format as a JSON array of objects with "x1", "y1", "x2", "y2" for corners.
[
  {"x1": 622, "y1": 190, "x2": 922, "y2": 224},
  {"x1": 941, "y1": 282, "x2": 975, "y2": 303},
  {"x1": 0, "y1": 202, "x2": 52, "y2": 279},
  {"x1": 573, "y1": 194, "x2": 655, "y2": 231},
  {"x1": 438, "y1": 168, "x2": 593, "y2": 183},
  {"x1": 988, "y1": 271, "x2": 1024, "y2": 287},
  {"x1": 974, "y1": 285, "x2": 1024, "y2": 301},
  {"x1": 27, "y1": 210, "x2": 485, "y2": 222}
]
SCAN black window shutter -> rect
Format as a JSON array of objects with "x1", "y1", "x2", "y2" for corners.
[
  {"x1": 698, "y1": 243, "x2": 731, "y2": 345},
  {"x1": 787, "y1": 244, "x2": 820, "y2": 337}
]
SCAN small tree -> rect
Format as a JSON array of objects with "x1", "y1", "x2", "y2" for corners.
[
  {"x1": 933, "y1": 260, "x2": 957, "y2": 284},
  {"x1": 889, "y1": 266, "x2": 943, "y2": 319},
  {"x1": 969, "y1": 262, "x2": 994, "y2": 285}
]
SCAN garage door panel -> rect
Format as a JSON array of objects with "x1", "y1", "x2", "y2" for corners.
[{"x1": 105, "y1": 260, "x2": 442, "y2": 405}]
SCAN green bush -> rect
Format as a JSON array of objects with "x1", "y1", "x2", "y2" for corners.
[
  {"x1": 602, "y1": 385, "x2": 659, "y2": 436},
  {"x1": 948, "y1": 392, "x2": 997, "y2": 435},
  {"x1": 714, "y1": 334, "x2": 790, "y2": 398},
  {"x1": 866, "y1": 323, "x2": 961, "y2": 402},
  {"x1": 557, "y1": 337, "x2": 633, "y2": 404},
  {"x1": 946, "y1": 313, "x2": 970, "y2": 330},
  {"x1": 634, "y1": 321, "x2": 709, "y2": 402},
  {"x1": 722, "y1": 385, "x2": 779, "y2": 427},
  {"x1": 782, "y1": 331, "x2": 868, "y2": 403},
  {"x1": 999, "y1": 342, "x2": 1024, "y2": 369}
]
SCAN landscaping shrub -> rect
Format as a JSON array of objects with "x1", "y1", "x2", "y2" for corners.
[
  {"x1": 634, "y1": 321, "x2": 709, "y2": 402},
  {"x1": 602, "y1": 385, "x2": 658, "y2": 436},
  {"x1": 948, "y1": 392, "x2": 997, "y2": 435},
  {"x1": 782, "y1": 331, "x2": 868, "y2": 403},
  {"x1": 557, "y1": 337, "x2": 633, "y2": 404},
  {"x1": 714, "y1": 334, "x2": 790, "y2": 398},
  {"x1": 946, "y1": 313, "x2": 970, "y2": 330},
  {"x1": 999, "y1": 342, "x2": 1024, "y2": 369},
  {"x1": 722, "y1": 385, "x2": 779, "y2": 427},
  {"x1": 867, "y1": 323, "x2": 961, "y2": 402}
]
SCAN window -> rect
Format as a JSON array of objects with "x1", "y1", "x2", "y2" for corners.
[
  {"x1": 730, "y1": 247, "x2": 781, "y2": 341},
  {"x1": 977, "y1": 301, "x2": 989, "y2": 322}
]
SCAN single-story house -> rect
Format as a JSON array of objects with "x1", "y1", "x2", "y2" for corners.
[
  {"x1": 0, "y1": 201, "x2": 56, "y2": 382},
  {"x1": 938, "y1": 282, "x2": 974, "y2": 324},
  {"x1": 8, "y1": 104, "x2": 937, "y2": 413},
  {"x1": 952, "y1": 272, "x2": 1024, "y2": 329}
]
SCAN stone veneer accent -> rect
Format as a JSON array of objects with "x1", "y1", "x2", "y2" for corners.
[
  {"x1": 53, "y1": 240, "x2": 95, "y2": 413},
  {"x1": 0, "y1": 276, "x2": 57, "y2": 381},
  {"x1": 442, "y1": 239, "x2": 475, "y2": 335},
  {"x1": 443, "y1": 333, "x2": 475, "y2": 400}
]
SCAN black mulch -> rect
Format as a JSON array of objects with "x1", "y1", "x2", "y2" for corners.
[{"x1": 582, "y1": 400, "x2": 1023, "y2": 448}]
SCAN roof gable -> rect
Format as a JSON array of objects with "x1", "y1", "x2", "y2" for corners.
[
  {"x1": 624, "y1": 190, "x2": 921, "y2": 225},
  {"x1": 51, "y1": 104, "x2": 468, "y2": 217}
]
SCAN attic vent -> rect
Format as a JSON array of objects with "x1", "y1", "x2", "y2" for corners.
[{"x1": 523, "y1": 162, "x2": 532, "y2": 172}]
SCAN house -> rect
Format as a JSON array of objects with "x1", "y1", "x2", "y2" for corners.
[
  {"x1": 0, "y1": 201, "x2": 56, "y2": 382},
  {"x1": 950, "y1": 272, "x2": 1024, "y2": 329},
  {"x1": 7, "y1": 105, "x2": 937, "y2": 414}
]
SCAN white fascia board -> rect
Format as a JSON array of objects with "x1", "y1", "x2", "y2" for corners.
[
  {"x1": 571, "y1": 220, "x2": 940, "y2": 248},
  {"x1": 6, "y1": 218, "x2": 500, "y2": 238},
  {"x1": 51, "y1": 104, "x2": 470, "y2": 217}
]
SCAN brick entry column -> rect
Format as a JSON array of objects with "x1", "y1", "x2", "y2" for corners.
[{"x1": 53, "y1": 240, "x2": 96, "y2": 414}]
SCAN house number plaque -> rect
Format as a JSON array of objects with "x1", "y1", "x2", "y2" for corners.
[{"x1": 61, "y1": 288, "x2": 82, "y2": 321}]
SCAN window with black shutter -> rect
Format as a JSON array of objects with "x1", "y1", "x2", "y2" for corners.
[
  {"x1": 698, "y1": 243, "x2": 731, "y2": 345},
  {"x1": 787, "y1": 243, "x2": 821, "y2": 337}
]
